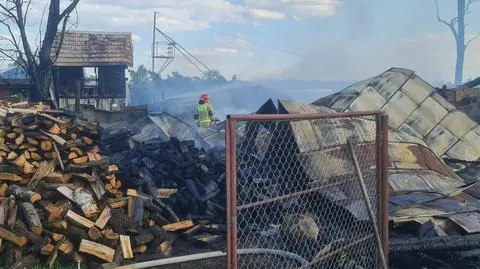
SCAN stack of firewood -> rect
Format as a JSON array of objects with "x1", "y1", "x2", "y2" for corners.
[{"x1": 0, "y1": 102, "x2": 226, "y2": 268}]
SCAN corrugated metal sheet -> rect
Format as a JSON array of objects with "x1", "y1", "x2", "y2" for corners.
[
  {"x1": 52, "y1": 31, "x2": 133, "y2": 66},
  {"x1": 312, "y1": 67, "x2": 480, "y2": 162}
]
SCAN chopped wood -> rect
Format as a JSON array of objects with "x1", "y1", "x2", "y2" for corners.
[
  {"x1": 40, "y1": 243, "x2": 55, "y2": 256},
  {"x1": 132, "y1": 245, "x2": 147, "y2": 254},
  {"x1": 6, "y1": 197, "x2": 17, "y2": 229},
  {"x1": 40, "y1": 140, "x2": 53, "y2": 151},
  {"x1": 56, "y1": 186, "x2": 74, "y2": 201},
  {"x1": 23, "y1": 150, "x2": 31, "y2": 160},
  {"x1": 79, "y1": 239, "x2": 115, "y2": 263},
  {"x1": 59, "y1": 239, "x2": 74, "y2": 255},
  {"x1": 23, "y1": 162, "x2": 35, "y2": 175},
  {"x1": 70, "y1": 147, "x2": 83, "y2": 156},
  {"x1": 162, "y1": 220, "x2": 194, "y2": 232},
  {"x1": 38, "y1": 113, "x2": 68, "y2": 125},
  {"x1": 0, "y1": 144, "x2": 10, "y2": 152},
  {"x1": 0, "y1": 151, "x2": 6, "y2": 157},
  {"x1": 95, "y1": 206, "x2": 111, "y2": 229},
  {"x1": 73, "y1": 188, "x2": 99, "y2": 217},
  {"x1": 90, "y1": 179, "x2": 106, "y2": 200},
  {"x1": 119, "y1": 235, "x2": 133, "y2": 259},
  {"x1": 30, "y1": 152, "x2": 42, "y2": 161},
  {"x1": 11, "y1": 154, "x2": 26, "y2": 167},
  {"x1": 156, "y1": 240, "x2": 173, "y2": 257},
  {"x1": 88, "y1": 226, "x2": 103, "y2": 240},
  {"x1": 42, "y1": 230, "x2": 65, "y2": 242},
  {"x1": 87, "y1": 152, "x2": 96, "y2": 161},
  {"x1": 28, "y1": 160, "x2": 56, "y2": 191},
  {"x1": 44, "y1": 220, "x2": 68, "y2": 230},
  {"x1": 67, "y1": 152, "x2": 78, "y2": 160},
  {"x1": 73, "y1": 156, "x2": 89, "y2": 165},
  {"x1": 52, "y1": 143, "x2": 64, "y2": 171},
  {"x1": 108, "y1": 165, "x2": 118, "y2": 174},
  {"x1": 0, "y1": 173, "x2": 22, "y2": 181},
  {"x1": 18, "y1": 144, "x2": 28, "y2": 150},
  {"x1": 48, "y1": 124, "x2": 61, "y2": 135},
  {"x1": 6, "y1": 132, "x2": 17, "y2": 139},
  {"x1": 43, "y1": 203, "x2": 69, "y2": 221},
  {"x1": 40, "y1": 131, "x2": 66, "y2": 146},
  {"x1": 6, "y1": 151, "x2": 18, "y2": 161},
  {"x1": 8, "y1": 185, "x2": 41, "y2": 203},
  {"x1": 65, "y1": 210, "x2": 95, "y2": 229},
  {"x1": 0, "y1": 183, "x2": 7, "y2": 197},
  {"x1": 28, "y1": 147, "x2": 38, "y2": 152},
  {"x1": 14, "y1": 134, "x2": 24, "y2": 146},
  {"x1": 102, "y1": 229, "x2": 119, "y2": 241},
  {"x1": 0, "y1": 227, "x2": 28, "y2": 247},
  {"x1": 65, "y1": 159, "x2": 108, "y2": 173},
  {"x1": 127, "y1": 197, "x2": 134, "y2": 218},
  {"x1": 19, "y1": 202, "x2": 42, "y2": 235},
  {"x1": 26, "y1": 137, "x2": 39, "y2": 146},
  {"x1": 158, "y1": 188, "x2": 178, "y2": 199},
  {"x1": 126, "y1": 189, "x2": 150, "y2": 200}
]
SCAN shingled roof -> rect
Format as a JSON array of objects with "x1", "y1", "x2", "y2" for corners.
[{"x1": 51, "y1": 31, "x2": 133, "y2": 67}]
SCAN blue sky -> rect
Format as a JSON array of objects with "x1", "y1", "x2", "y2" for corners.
[{"x1": 4, "y1": 0, "x2": 480, "y2": 82}]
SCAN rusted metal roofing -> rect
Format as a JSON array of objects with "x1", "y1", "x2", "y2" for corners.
[
  {"x1": 312, "y1": 68, "x2": 480, "y2": 161},
  {"x1": 273, "y1": 100, "x2": 480, "y2": 235},
  {"x1": 51, "y1": 31, "x2": 133, "y2": 67}
]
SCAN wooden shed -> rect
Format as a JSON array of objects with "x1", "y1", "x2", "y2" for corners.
[{"x1": 51, "y1": 31, "x2": 133, "y2": 111}]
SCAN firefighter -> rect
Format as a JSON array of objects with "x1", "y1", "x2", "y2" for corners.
[{"x1": 194, "y1": 93, "x2": 215, "y2": 127}]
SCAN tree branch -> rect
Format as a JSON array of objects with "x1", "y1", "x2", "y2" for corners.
[
  {"x1": 465, "y1": 33, "x2": 480, "y2": 48},
  {"x1": 22, "y1": 0, "x2": 31, "y2": 26},
  {"x1": 434, "y1": 0, "x2": 458, "y2": 40},
  {"x1": 466, "y1": 0, "x2": 479, "y2": 13},
  {"x1": 59, "y1": 0, "x2": 79, "y2": 22},
  {"x1": 52, "y1": 12, "x2": 69, "y2": 64}
]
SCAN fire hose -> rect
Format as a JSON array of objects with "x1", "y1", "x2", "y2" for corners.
[{"x1": 116, "y1": 248, "x2": 309, "y2": 268}]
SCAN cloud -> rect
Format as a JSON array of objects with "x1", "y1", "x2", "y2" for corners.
[
  {"x1": 249, "y1": 9, "x2": 286, "y2": 20},
  {"x1": 132, "y1": 34, "x2": 142, "y2": 42},
  {"x1": 244, "y1": 0, "x2": 342, "y2": 18},
  {"x1": 214, "y1": 34, "x2": 249, "y2": 48},
  {"x1": 191, "y1": 47, "x2": 240, "y2": 57}
]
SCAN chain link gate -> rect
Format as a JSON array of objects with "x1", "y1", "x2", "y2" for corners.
[{"x1": 225, "y1": 112, "x2": 389, "y2": 269}]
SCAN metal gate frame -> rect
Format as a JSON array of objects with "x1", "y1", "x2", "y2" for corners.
[{"x1": 225, "y1": 112, "x2": 389, "y2": 269}]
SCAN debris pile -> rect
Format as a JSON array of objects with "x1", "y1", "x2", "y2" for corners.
[{"x1": 0, "y1": 102, "x2": 227, "y2": 268}]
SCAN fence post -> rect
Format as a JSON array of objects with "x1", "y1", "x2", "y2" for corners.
[
  {"x1": 226, "y1": 116, "x2": 238, "y2": 269},
  {"x1": 376, "y1": 113, "x2": 389, "y2": 268}
]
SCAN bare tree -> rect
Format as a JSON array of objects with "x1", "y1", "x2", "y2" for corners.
[
  {"x1": 435, "y1": 0, "x2": 480, "y2": 85},
  {"x1": 0, "y1": 0, "x2": 79, "y2": 101}
]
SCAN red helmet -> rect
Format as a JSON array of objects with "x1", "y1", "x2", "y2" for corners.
[{"x1": 200, "y1": 93, "x2": 209, "y2": 102}]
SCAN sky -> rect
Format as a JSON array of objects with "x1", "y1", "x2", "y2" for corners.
[{"x1": 4, "y1": 0, "x2": 480, "y2": 83}]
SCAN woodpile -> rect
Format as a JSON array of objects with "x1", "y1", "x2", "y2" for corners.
[{"x1": 0, "y1": 102, "x2": 227, "y2": 268}]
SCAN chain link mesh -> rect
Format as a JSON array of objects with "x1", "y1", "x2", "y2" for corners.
[{"x1": 233, "y1": 115, "x2": 382, "y2": 269}]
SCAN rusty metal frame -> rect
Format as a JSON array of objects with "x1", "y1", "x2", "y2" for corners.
[{"x1": 225, "y1": 111, "x2": 389, "y2": 269}]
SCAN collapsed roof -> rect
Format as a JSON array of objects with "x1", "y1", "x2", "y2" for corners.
[{"x1": 313, "y1": 68, "x2": 480, "y2": 162}]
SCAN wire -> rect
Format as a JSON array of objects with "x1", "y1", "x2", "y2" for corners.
[{"x1": 154, "y1": 11, "x2": 303, "y2": 57}]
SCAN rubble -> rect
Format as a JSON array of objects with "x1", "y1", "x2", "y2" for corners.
[{"x1": 0, "y1": 101, "x2": 227, "y2": 268}]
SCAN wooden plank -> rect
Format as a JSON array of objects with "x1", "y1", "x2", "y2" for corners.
[
  {"x1": 119, "y1": 235, "x2": 133, "y2": 259},
  {"x1": 79, "y1": 239, "x2": 115, "y2": 263},
  {"x1": 56, "y1": 186, "x2": 74, "y2": 201},
  {"x1": 65, "y1": 210, "x2": 95, "y2": 229},
  {"x1": 162, "y1": 220, "x2": 194, "y2": 232},
  {"x1": 95, "y1": 206, "x2": 111, "y2": 229}
]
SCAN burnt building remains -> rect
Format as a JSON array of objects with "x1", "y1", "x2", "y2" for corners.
[{"x1": 51, "y1": 31, "x2": 133, "y2": 111}]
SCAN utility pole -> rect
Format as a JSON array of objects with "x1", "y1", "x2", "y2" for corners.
[{"x1": 151, "y1": 12, "x2": 157, "y2": 73}]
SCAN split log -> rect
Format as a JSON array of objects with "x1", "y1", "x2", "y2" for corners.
[
  {"x1": 90, "y1": 179, "x2": 106, "y2": 200},
  {"x1": 44, "y1": 220, "x2": 68, "y2": 231},
  {"x1": 0, "y1": 227, "x2": 27, "y2": 247},
  {"x1": 6, "y1": 197, "x2": 17, "y2": 229},
  {"x1": 95, "y1": 206, "x2": 111, "y2": 229},
  {"x1": 8, "y1": 185, "x2": 41, "y2": 203},
  {"x1": 65, "y1": 210, "x2": 95, "y2": 229},
  {"x1": 157, "y1": 188, "x2": 177, "y2": 199},
  {"x1": 0, "y1": 173, "x2": 22, "y2": 182},
  {"x1": 40, "y1": 131, "x2": 66, "y2": 146},
  {"x1": 109, "y1": 209, "x2": 135, "y2": 235},
  {"x1": 107, "y1": 197, "x2": 129, "y2": 209},
  {"x1": 13, "y1": 220, "x2": 47, "y2": 248},
  {"x1": 68, "y1": 152, "x2": 78, "y2": 160},
  {"x1": 56, "y1": 186, "x2": 74, "y2": 201},
  {"x1": 31, "y1": 152, "x2": 42, "y2": 161},
  {"x1": 14, "y1": 134, "x2": 24, "y2": 146},
  {"x1": 23, "y1": 161, "x2": 35, "y2": 175},
  {"x1": 119, "y1": 235, "x2": 133, "y2": 259},
  {"x1": 162, "y1": 220, "x2": 194, "y2": 232},
  {"x1": 6, "y1": 151, "x2": 17, "y2": 161},
  {"x1": 26, "y1": 137, "x2": 39, "y2": 146},
  {"x1": 70, "y1": 147, "x2": 84, "y2": 156},
  {"x1": 132, "y1": 198, "x2": 144, "y2": 226},
  {"x1": 113, "y1": 244, "x2": 123, "y2": 265},
  {"x1": 48, "y1": 124, "x2": 61, "y2": 135},
  {"x1": 0, "y1": 183, "x2": 7, "y2": 197},
  {"x1": 102, "y1": 229, "x2": 120, "y2": 241},
  {"x1": 65, "y1": 159, "x2": 108, "y2": 173},
  {"x1": 11, "y1": 154, "x2": 26, "y2": 167},
  {"x1": 43, "y1": 203, "x2": 69, "y2": 221},
  {"x1": 73, "y1": 188, "x2": 99, "y2": 217},
  {"x1": 79, "y1": 239, "x2": 115, "y2": 263},
  {"x1": 150, "y1": 213, "x2": 170, "y2": 226},
  {"x1": 42, "y1": 230, "x2": 65, "y2": 242},
  {"x1": 156, "y1": 239, "x2": 174, "y2": 257},
  {"x1": 19, "y1": 202, "x2": 42, "y2": 235},
  {"x1": 40, "y1": 243, "x2": 55, "y2": 256},
  {"x1": 59, "y1": 239, "x2": 74, "y2": 255},
  {"x1": 73, "y1": 156, "x2": 89, "y2": 165}
]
